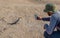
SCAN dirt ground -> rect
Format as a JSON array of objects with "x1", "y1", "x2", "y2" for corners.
[{"x1": 0, "y1": 0, "x2": 60, "y2": 38}]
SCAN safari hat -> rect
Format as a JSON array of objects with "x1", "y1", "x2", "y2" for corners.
[{"x1": 44, "y1": 3, "x2": 56, "y2": 13}]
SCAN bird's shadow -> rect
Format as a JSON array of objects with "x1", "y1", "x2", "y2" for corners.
[{"x1": 44, "y1": 31, "x2": 60, "y2": 38}]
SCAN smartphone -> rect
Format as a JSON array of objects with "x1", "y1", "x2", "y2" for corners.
[{"x1": 34, "y1": 14, "x2": 39, "y2": 20}]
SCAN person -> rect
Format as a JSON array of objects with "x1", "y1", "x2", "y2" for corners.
[{"x1": 36, "y1": 3, "x2": 60, "y2": 36}]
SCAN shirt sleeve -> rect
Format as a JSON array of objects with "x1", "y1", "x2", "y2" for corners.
[
  {"x1": 46, "y1": 15, "x2": 57, "y2": 35},
  {"x1": 42, "y1": 17, "x2": 50, "y2": 21}
]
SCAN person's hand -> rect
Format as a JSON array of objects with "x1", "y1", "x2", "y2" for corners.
[
  {"x1": 34, "y1": 14, "x2": 42, "y2": 20},
  {"x1": 37, "y1": 16, "x2": 42, "y2": 20},
  {"x1": 44, "y1": 24, "x2": 48, "y2": 29}
]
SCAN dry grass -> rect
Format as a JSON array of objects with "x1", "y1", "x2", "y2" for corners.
[{"x1": 0, "y1": 0, "x2": 60, "y2": 38}]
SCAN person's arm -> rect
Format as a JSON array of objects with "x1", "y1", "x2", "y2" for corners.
[
  {"x1": 45, "y1": 15, "x2": 57, "y2": 35},
  {"x1": 42, "y1": 17, "x2": 50, "y2": 21},
  {"x1": 34, "y1": 14, "x2": 50, "y2": 21},
  {"x1": 35, "y1": 16, "x2": 50, "y2": 21}
]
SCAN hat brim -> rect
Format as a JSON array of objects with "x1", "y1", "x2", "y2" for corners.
[{"x1": 44, "y1": 9, "x2": 55, "y2": 13}]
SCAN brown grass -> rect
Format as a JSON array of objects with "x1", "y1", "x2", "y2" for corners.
[{"x1": 0, "y1": 0, "x2": 60, "y2": 38}]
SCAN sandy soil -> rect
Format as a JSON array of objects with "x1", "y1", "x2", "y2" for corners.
[{"x1": 0, "y1": 0, "x2": 60, "y2": 38}]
